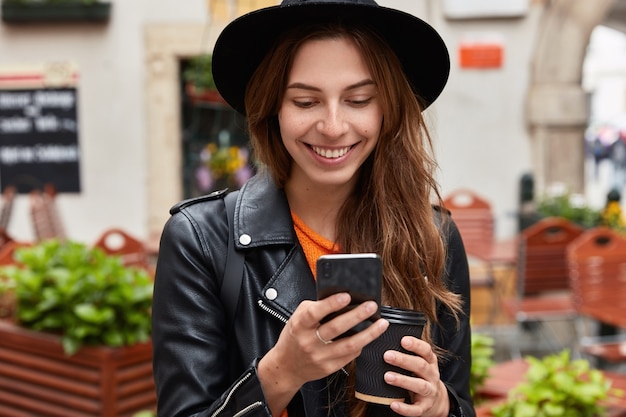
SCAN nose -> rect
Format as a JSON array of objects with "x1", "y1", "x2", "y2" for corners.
[{"x1": 316, "y1": 104, "x2": 348, "y2": 138}]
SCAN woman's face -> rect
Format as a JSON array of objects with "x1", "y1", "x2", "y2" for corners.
[{"x1": 279, "y1": 36, "x2": 383, "y2": 191}]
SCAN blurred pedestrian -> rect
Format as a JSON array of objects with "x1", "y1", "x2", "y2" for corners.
[{"x1": 610, "y1": 132, "x2": 626, "y2": 190}]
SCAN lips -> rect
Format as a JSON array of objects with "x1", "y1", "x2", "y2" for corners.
[{"x1": 311, "y1": 145, "x2": 351, "y2": 159}]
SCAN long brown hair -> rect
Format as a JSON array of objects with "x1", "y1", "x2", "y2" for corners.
[{"x1": 245, "y1": 22, "x2": 463, "y2": 414}]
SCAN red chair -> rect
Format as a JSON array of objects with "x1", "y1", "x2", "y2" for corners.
[
  {"x1": 501, "y1": 216, "x2": 584, "y2": 358},
  {"x1": 444, "y1": 189, "x2": 500, "y2": 325},
  {"x1": 93, "y1": 228, "x2": 150, "y2": 270},
  {"x1": 443, "y1": 188, "x2": 495, "y2": 261},
  {"x1": 567, "y1": 227, "x2": 626, "y2": 365},
  {"x1": 0, "y1": 240, "x2": 32, "y2": 266},
  {"x1": 0, "y1": 186, "x2": 16, "y2": 232},
  {"x1": 29, "y1": 184, "x2": 66, "y2": 242}
]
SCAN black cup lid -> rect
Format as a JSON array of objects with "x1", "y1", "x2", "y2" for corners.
[{"x1": 380, "y1": 305, "x2": 426, "y2": 326}]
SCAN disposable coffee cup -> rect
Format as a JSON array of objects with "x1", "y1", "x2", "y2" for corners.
[{"x1": 355, "y1": 305, "x2": 426, "y2": 405}]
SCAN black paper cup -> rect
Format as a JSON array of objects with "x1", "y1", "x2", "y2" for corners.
[{"x1": 355, "y1": 306, "x2": 426, "y2": 405}]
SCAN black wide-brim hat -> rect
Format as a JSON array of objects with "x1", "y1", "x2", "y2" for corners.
[{"x1": 212, "y1": 0, "x2": 450, "y2": 116}]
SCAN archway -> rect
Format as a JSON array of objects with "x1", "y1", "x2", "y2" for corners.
[{"x1": 526, "y1": 0, "x2": 616, "y2": 195}]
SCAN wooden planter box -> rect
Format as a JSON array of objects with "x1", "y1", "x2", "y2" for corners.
[
  {"x1": 185, "y1": 83, "x2": 228, "y2": 106},
  {"x1": 1, "y1": 2, "x2": 112, "y2": 23},
  {"x1": 0, "y1": 320, "x2": 156, "y2": 417}
]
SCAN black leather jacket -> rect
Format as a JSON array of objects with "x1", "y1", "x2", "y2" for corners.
[{"x1": 152, "y1": 173, "x2": 475, "y2": 417}]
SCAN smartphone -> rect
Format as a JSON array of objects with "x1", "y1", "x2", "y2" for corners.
[{"x1": 316, "y1": 253, "x2": 382, "y2": 338}]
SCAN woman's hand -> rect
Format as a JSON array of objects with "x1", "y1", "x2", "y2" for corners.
[
  {"x1": 258, "y1": 293, "x2": 389, "y2": 416},
  {"x1": 384, "y1": 336, "x2": 450, "y2": 417}
]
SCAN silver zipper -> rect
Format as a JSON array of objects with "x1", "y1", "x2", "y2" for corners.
[
  {"x1": 233, "y1": 401, "x2": 263, "y2": 417},
  {"x1": 211, "y1": 372, "x2": 256, "y2": 417},
  {"x1": 257, "y1": 299, "x2": 289, "y2": 323}
]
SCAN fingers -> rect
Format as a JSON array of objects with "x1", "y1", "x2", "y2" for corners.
[
  {"x1": 399, "y1": 336, "x2": 438, "y2": 366},
  {"x1": 315, "y1": 307, "x2": 388, "y2": 347},
  {"x1": 382, "y1": 337, "x2": 446, "y2": 416},
  {"x1": 383, "y1": 337, "x2": 437, "y2": 375},
  {"x1": 299, "y1": 292, "x2": 351, "y2": 326},
  {"x1": 300, "y1": 292, "x2": 381, "y2": 341},
  {"x1": 319, "y1": 300, "x2": 380, "y2": 341},
  {"x1": 290, "y1": 294, "x2": 388, "y2": 359},
  {"x1": 383, "y1": 371, "x2": 433, "y2": 397},
  {"x1": 388, "y1": 380, "x2": 449, "y2": 417},
  {"x1": 315, "y1": 327, "x2": 333, "y2": 345},
  {"x1": 265, "y1": 296, "x2": 389, "y2": 394}
]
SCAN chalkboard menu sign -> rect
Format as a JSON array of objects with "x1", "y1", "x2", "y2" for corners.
[{"x1": 0, "y1": 87, "x2": 81, "y2": 193}]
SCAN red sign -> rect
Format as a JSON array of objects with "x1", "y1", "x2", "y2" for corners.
[{"x1": 459, "y1": 42, "x2": 503, "y2": 69}]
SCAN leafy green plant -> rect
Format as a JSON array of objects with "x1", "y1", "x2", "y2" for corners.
[
  {"x1": 0, "y1": 239, "x2": 153, "y2": 355},
  {"x1": 491, "y1": 350, "x2": 622, "y2": 417},
  {"x1": 183, "y1": 54, "x2": 216, "y2": 91},
  {"x1": 470, "y1": 332, "x2": 495, "y2": 401},
  {"x1": 536, "y1": 193, "x2": 601, "y2": 229}
]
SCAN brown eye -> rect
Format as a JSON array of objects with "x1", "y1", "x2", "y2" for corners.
[
  {"x1": 294, "y1": 100, "x2": 316, "y2": 108},
  {"x1": 348, "y1": 98, "x2": 372, "y2": 106}
]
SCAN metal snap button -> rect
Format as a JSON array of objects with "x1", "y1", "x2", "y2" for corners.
[
  {"x1": 239, "y1": 234, "x2": 251, "y2": 245},
  {"x1": 265, "y1": 288, "x2": 278, "y2": 300}
]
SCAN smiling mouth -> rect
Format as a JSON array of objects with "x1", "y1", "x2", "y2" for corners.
[{"x1": 311, "y1": 145, "x2": 352, "y2": 159}]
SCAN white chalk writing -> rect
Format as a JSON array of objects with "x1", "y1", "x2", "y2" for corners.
[
  {"x1": 33, "y1": 90, "x2": 74, "y2": 109},
  {"x1": 0, "y1": 89, "x2": 77, "y2": 134},
  {"x1": 0, "y1": 92, "x2": 31, "y2": 109},
  {"x1": 0, "y1": 117, "x2": 32, "y2": 133},
  {"x1": 0, "y1": 145, "x2": 79, "y2": 165},
  {"x1": 0, "y1": 115, "x2": 77, "y2": 134}
]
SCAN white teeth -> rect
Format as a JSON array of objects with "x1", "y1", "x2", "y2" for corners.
[{"x1": 312, "y1": 146, "x2": 350, "y2": 159}]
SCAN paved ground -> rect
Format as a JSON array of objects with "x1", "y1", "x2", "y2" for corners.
[
  {"x1": 473, "y1": 307, "x2": 626, "y2": 374},
  {"x1": 474, "y1": 320, "x2": 578, "y2": 362}
]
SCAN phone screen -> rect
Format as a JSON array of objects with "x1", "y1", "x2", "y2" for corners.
[{"x1": 316, "y1": 253, "x2": 382, "y2": 337}]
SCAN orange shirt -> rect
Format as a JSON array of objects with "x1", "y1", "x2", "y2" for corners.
[
  {"x1": 278, "y1": 212, "x2": 339, "y2": 417},
  {"x1": 291, "y1": 211, "x2": 339, "y2": 278}
]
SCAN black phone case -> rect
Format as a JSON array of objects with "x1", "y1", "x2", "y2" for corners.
[{"x1": 316, "y1": 254, "x2": 382, "y2": 338}]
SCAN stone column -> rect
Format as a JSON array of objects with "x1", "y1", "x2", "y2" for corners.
[
  {"x1": 144, "y1": 23, "x2": 222, "y2": 238},
  {"x1": 526, "y1": 0, "x2": 615, "y2": 194}
]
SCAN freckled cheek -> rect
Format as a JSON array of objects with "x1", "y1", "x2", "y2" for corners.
[
  {"x1": 356, "y1": 116, "x2": 382, "y2": 138},
  {"x1": 279, "y1": 122, "x2": 309, "y2": 144},
  {"x1": 284, "y1": 113, "x2": 316, "y2": 134}
]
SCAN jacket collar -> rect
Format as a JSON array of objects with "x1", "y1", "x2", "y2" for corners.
[
  {"x1": 233, "y1": 172, "x2": 296, "y2": 250},
  {"x1": 235, "y1": 173, "x2": 318, "y2": 317}
]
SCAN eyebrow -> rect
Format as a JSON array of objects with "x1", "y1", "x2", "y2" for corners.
[{"x1": 286, "y1": 79, "x2": 375, "y2": 92}]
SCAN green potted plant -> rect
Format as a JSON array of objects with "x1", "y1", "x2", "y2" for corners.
[
  {"x1": 470, "y1": 332, "x2": 496, "y2": 402},
  {"x1": 0, "y1": 239, "x2": 156, "y2": 416},
  {"x1": 491, "y1": 350, "x2": 622, "y2": 417},
  {"x1": 1, "y1": 0, "x2": 112, "y2": 23},
  {"x1": 183, "y1": 54, "x2": 227, "y2": 105},
  {"x1": 535, "y1": 191, "x2": 601, "y2": 230}
]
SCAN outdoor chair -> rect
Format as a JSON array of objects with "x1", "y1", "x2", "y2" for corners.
[
  {"x1": 93, "y1": 228, "x2": 150, "y2": 270},
  {"x1": 443, "y1": 188, "x2": 500, "y2": 325},
  {"x1": 567, "y1": 226, "x2": 626, "y2": 366},
  {"x1": 29, "y1": 184, "x2": 66, "y2": 242},
  {"x1": 0, "y1": 240, "x2": 31, "y2": 266},
  {"x1": 0, "y1": 186, "x2": 15, "y2": 232},
  {"x1": 0, "y1": 186, "x2": 16, "y2": 251},
  {"x1": 501, "y1": 216, "x2": 584, "y2": 358}
]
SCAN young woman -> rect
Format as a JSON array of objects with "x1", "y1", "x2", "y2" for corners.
[{"x1": 151, "y1": 1, "x2": 475, "y2": 417}]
